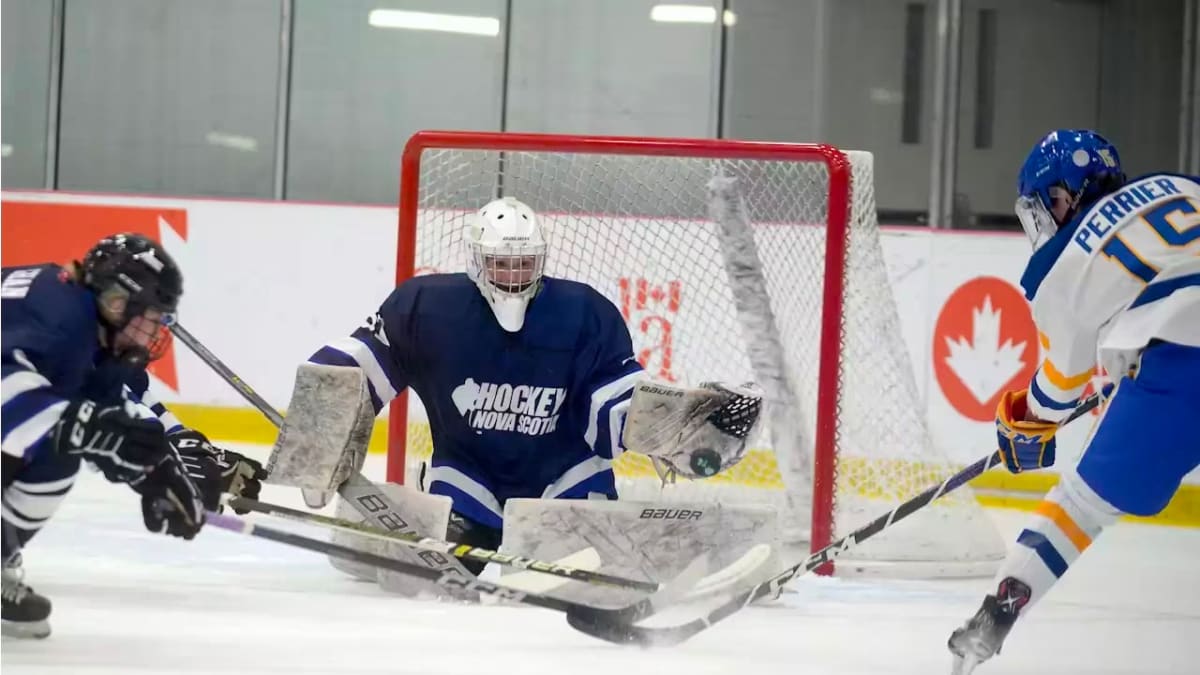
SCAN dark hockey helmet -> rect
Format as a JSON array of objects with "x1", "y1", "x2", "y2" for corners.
[{"x1": 81, "y1": 233, "x2": 182, "y2": 364}]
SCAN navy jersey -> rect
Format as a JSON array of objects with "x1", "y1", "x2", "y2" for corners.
[
  {"x1": 1, "y1": 264, "x2": 175, "y2": 464},
  {"x1": 310, "y1": 274, "x2": 645, "y2": 527}
]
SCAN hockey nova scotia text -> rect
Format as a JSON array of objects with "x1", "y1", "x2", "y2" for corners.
[{"x1": 452, "y1": 378, "x2": 566, "y2": 435}]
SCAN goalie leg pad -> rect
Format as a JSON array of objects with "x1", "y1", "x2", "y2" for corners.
[
  {"x1": 267, "y1": 364, "x2": 375, "y2": 503},
  {"x1": 329, "y1": 482, "x2": 455, "y2": 597},
  {"x1": 501, "y1": 497, "x2": 779, "y2": 608}
]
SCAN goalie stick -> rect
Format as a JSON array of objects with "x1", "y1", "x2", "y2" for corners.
[
  {"x1": 205, "y1": 508, "x2": 705, "y2": 625},
  {"x1": 166, "y1": 320, "x2": 479, "y2": 590},
  {"x1": 226, "y1": 495, "x2": 659, "y2": 593},
  {"x1": 567, "y1": 391, "x2": 1103, "y2": 647}
]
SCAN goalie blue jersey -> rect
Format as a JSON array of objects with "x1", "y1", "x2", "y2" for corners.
[
  {"x1": 309, "y1": 273, "x2": 645, "y2": 529},
  {"x1": 1, "y1": 264, "x2": 179, "y2": 465}
]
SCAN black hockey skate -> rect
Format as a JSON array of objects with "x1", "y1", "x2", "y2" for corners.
[
  {"x1": 947, "y1": 577, "x2": 1031, "y2": 675},
  {"x1": 2, "y1": 558, "x2": 52, "y2": 639}
]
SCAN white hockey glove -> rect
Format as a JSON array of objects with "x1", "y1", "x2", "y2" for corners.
[{"x1": 622, "y1": 380, "x2": 763, "y2": 482}]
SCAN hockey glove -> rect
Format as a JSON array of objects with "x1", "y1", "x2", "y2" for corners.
[
  {"x1": 136, "y1": 450, "x2": 206, "y2": 540},
  {"x1": 52, "y1": 399, "x2": 169, "y2": 484},
  {"x1": 169, "y1": 428, "x2": 267, "y2": 514},
  {"x1": 995, "y1": 389, "x2": 1058, "y2": 473}
]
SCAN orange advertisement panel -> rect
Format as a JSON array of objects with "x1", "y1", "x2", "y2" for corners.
[{"x1": 1, "y1": 200, "x2": 189, "y2": 391}]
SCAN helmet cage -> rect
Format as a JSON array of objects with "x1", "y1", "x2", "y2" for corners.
[{"x1": 469, "y1": 243, "x2": 547, "y2": 296}]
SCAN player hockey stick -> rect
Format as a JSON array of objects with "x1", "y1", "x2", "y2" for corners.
[
  {"x1": 166, "y1": 320, "x2": 480, "y2": 592},
  {"x1": 204, "y1": 508, "x2": 706, "y2": 625},
  {"x1": 568, "y1": 391, "x2": 1104, "y2": 647},
  {"x1": 225, "y1": 495, "x2": 661, "y2": 593}
]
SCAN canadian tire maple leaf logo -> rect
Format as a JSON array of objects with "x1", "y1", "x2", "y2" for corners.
[
  {"x1": 942, "y1": 295, "x2": 1028, "y2": 403},
  {"x1": 933, "y1": 277, "x2": 1038, "y2": 422}
]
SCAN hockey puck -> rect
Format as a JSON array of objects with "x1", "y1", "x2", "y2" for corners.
[{"x1": 690, "y1": 448, "x2": 722, "y2": 477}]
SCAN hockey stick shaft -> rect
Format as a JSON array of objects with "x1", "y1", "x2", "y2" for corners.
[
  {"x1": 167, "y1": 320, "x2": 284, "y2": 427},
  {"x1": 205, "y1": 506, "x2": 700, "y2": 624},
  {"x1": 570, "y1": 391, "x2": 1104, "y2": 645},
  {"x1": 226, "y1": 495, "x2": 659, "y2": 592}
]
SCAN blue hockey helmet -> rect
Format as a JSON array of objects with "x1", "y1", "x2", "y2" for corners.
[{"x1": 1015, "y1": 129, "x2": 1125, "y2": 249}]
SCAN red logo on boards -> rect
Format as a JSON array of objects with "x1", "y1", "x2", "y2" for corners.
[
  {"x1": 619, "y1": 277, "x2": 680, "y2": 382},
  {"x1": 932, "y1": 276, "x2": 1038, "y2": 421}
]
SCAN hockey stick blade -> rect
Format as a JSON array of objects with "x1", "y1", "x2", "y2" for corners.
[
  {"x1": 227, "y1": 495, "x2": 658, "y2": 593},
  {"x1": 683, "y1": 543, "x2": 774, "y2": 601},
  {"x1": 565, "y1": 544, "x2": 769, "y2": 640},
  {"x1": 206, "y1": 509, "x2": 705, "y2": 627},
  {"x1": 568, "y1": 393, "x2": 1103, "y2": 646}
]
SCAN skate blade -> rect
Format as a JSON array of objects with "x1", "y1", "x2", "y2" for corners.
[
  {"x1": 2, "y1": 618, "x2": 51, "y2": 639},
  {"x1": 950, "y1": 652, "x2": 982, "y2": 675}
]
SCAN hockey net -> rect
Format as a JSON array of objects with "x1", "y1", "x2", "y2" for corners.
[{"x1": 390, "y1": 130, "x2": 1005, "y2": 576}]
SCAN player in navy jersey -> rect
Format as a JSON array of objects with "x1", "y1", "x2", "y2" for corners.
[
  {"x1": 309, "y1": 197, "x2": 760, "y2": 573},
  {"x1": 1, "y1": 233, "x2": 264, "y2": 638}
]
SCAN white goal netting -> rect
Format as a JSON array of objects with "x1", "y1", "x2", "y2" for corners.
[{"x1": 391, "y1": 132, "x2": 1005, "y2": 576}]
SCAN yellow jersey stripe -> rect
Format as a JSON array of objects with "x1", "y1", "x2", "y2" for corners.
[
  {"x1": 1035, "y1": 500, "x2": 1093, "y2": 552},
  {"x1": 1041, "y1": 359, "x2": 1093, "y2": 391}
]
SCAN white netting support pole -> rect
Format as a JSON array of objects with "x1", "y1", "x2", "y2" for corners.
[{"x1": 707, "y1": 171, "x2": 812, "y2": 541}]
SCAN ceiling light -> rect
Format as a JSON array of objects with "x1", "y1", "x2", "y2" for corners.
[
  {"x1": 650, "y1": 5, "x2": 736, "y2": 25},
  {"x1": 205, "y1": 132, "x2": 258, "y2": 153},
  {"x1": 368, "y1": 9, "x2": 500, "y2": 36}
]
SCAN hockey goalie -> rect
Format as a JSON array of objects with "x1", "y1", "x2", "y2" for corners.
[{"x1": 271, "y1": 196, "x2": 774, "y2": 600}]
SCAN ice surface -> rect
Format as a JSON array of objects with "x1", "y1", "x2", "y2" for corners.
[{"x1": 4, "y1": 444, "x2": 1197, "y2": 675}]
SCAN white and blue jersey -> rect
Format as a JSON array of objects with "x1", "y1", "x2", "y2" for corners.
[
  {"x1": 1018, "y1": 173, "x2": 1200, "y2": 421},
  {"x1": 310, "y1": 273, "x2": 644, "y2": 529},
  {"x1": 1014, "y1": 173, "x2": 1200, "y2": 520}
]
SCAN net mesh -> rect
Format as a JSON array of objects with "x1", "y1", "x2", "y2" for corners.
[{"x1": 395, "y1": 137, "x2": 1005, "y2": 574}]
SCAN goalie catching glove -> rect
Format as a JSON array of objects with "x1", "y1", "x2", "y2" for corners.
[
  {"x1": 622, "y1": 380, "x2": 763, "y2": 481},
  {"x1": 995, "y1": 389, "x2": 1057, "y2": 473}
]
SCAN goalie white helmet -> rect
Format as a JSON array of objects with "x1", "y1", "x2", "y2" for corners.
[{"x1": 466, "y1": 197, "x2": 547, "y2": 332}]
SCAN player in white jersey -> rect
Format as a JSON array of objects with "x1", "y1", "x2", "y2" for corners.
[{"x1": 947, "y1": 129, "x2": 1200, "y2": 673}]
